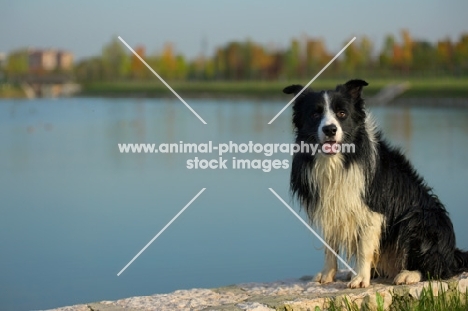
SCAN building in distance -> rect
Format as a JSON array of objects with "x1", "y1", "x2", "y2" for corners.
[{"x1": 28, "y1": 49, "x2": 74, "y2": 72}]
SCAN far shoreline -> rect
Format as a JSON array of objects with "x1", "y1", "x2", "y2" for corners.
[
  {"x1": 78, "y1": 78, "x2": 468, "y2": 99},
  {"x1": 2, "y1": 78, "x2": 468, "y2": 103}
]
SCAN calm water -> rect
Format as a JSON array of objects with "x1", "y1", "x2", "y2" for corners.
[{"x1": 1, "y1": 97, "x2": 468, "y2": 310}]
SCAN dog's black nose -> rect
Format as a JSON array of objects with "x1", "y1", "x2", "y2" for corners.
[{"x1": 322, "y1": 124, "x2": 337, "y2": 137}]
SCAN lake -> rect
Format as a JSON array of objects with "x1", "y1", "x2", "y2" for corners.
[{"x1": 1, "y1": 97, "x2": 468, "y2": 310}]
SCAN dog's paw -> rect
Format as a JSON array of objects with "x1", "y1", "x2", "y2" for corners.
[
  {"x1": 313, "y1": 271, "x2": 335, "y2": 284},
  {"x1": 348, "y1": 274, "x2": 370, "y2": 288},
  {"x1": 393, "y1": 270, "x2": 421, "y2": 285}
]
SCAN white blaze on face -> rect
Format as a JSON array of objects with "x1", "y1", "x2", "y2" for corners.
[{"x1": 318, "y1": 92, "x2": 343, "y2": 143}]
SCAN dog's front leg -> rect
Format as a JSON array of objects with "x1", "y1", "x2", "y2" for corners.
[
  {"x1": 314, "y1": 248, "x2": 337, "y2": 283},
  {"x1": 348, "y1": 213, "x2": 382, "y2": 288},
  {"x1": 348, "y1": 239, "x2": 373, "y2": 288}
]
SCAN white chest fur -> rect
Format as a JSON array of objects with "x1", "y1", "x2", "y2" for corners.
[{"x1": 308, "y1": 154, "x2": 378, "y2": 260}]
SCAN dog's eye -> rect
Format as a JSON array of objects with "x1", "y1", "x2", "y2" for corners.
[
  {"x1": 336, "y1": 111, "x2": 346, "y2": 118},
  {"x1": 312, "y1": 112, "x2": 321, "y2": 118}
]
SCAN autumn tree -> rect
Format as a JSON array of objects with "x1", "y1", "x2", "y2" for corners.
[
  {"x1": 437, "y1": 39, "x2": 453, "y2": 72},
  {"x1": 243, "y1": 41, "x2": 274, "y2": 80},
  {"x1": 72, "y1": 31, "x2": 468, "y2": 83},
  {"x1": 305, "y1": 39, "x2": 328, "y2": 75},
  {"x1": 130, "y1": 46, "x2": 146, "y2": 80},
  {"x1": 225, "y1": 42, "x2": 244, "y2": 80},
  {"x1": 400, "y1": 29, "x2": 413, "y2": 72},
  {"x1": 159, "y1": 43, "x2": 178, "y2": 79}
]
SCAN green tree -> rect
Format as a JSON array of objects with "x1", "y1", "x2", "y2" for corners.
[
  {"x1": 285, "y1": 39, "x2": 301, "y2": 79},
  {"x1": 74, "y1": 57, "x2": 104, "y2": 82},
  {"x1": 342, "y1": 38, "x2": 360, "y2": 75},
  {"x1": 5, "y1": 49, "x2": 29, "y2": 78},
  {"x1": 412, "y1": 41, "x2": 436, "y2": 72},
  {"x1": 203, "y1": 58, "x2": 215, "y2": 80},
  {"x1": 213, "y1": 47, "x2": 227, "y2": 80},
  {"x1": 379, "y1": 35, "x2": 396, "y2": 71},
  {"x1": 342, "y1": 36, "x2": 373, "y2": 75},
  {"x1": 174, "y1": 55, "x2": 188, "y2": 80},
  {"x1": 101, "y1": 37, "x2": 130, "y2": 80},
  {"x1": 454, "y1": 34, "x2": 468, "y2": 73},
  {"x1": 359, "y1": 36, "x2": 374, "y2": 70}
]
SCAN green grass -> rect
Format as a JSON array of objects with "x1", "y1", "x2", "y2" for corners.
[
  {"x1": 322, "y1": 283, "x2": 468, "y2": 311},
  {"x1": 80, "y1": 77, "x2": 468, "y2": 98},
  {"x1": 403, "y1": 78, "x2": 468, "y2": 97},
  {"x1": 391, "y1": 283, "x2": 468, "y2": 311},
  {"x1": 0, "y1": 84, "x2": 25, "y2": 98},
  {"x1": 2, "y1": 77, "x2": 467, "y2": 99}
]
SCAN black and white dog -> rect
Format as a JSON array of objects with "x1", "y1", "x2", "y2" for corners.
[{"x1": 285, "y1": 80, "x2": 468, "y2": 288}]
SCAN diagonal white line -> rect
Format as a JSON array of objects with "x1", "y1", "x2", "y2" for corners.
[
  {"x1": 117, "y1": 188, "x2": 206, "y2": 276},
  {"x1": 118, "y1": 36, "x2": 207, "y2": 125},
  {"x1": 268, "y1": 188, "x2": 357, "y2": 275},
  {"x1": 268, "y1": 37, "x2": 357, "y2": 125}
]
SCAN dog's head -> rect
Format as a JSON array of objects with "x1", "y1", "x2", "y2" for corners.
[{"x1": 284, "y1": 79, "x2": 368, "y2": 155}]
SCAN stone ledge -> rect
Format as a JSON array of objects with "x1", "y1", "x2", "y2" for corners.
[{"x1": 43, "y1": 272, "x2": 468, "y2": 311}]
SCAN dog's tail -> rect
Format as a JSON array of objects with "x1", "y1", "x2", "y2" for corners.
[{"x1": 453, "y1": 248, "x2": 468, "y2": 273}]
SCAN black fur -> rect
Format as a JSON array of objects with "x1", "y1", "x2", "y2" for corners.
[{"x1": 286, "y1": 79, "x2": 468, "y2": 281}]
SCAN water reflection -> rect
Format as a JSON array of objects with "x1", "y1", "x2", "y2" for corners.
[{"x1": 0, "y1": 97, "x2": 467, "y2": 311}]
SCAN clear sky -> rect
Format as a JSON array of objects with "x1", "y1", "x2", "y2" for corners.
[{"x1": 1, "y1": 0, "x2": 467, "y2": 60}]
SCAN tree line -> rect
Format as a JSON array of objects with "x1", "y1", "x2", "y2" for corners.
[{"x1": 5, "y1": 30, "x2": 468, "y2": 83}]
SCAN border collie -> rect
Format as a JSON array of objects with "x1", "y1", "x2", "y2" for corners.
[{"x1": 284, "y1": 79, "x2": 468, "y2": 288}]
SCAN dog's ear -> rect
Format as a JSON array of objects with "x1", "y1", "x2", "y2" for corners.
[
  {"x1": 342, "y1": 79, "x2": 368, "y2": 100},
  {"x1": 283, "y1": 84, "x2": 305, "y2": 95}
]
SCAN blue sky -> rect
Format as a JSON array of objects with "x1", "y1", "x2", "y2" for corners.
[{"x1": 0, "y1": 0, "x2": 467, "y2": 60}]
